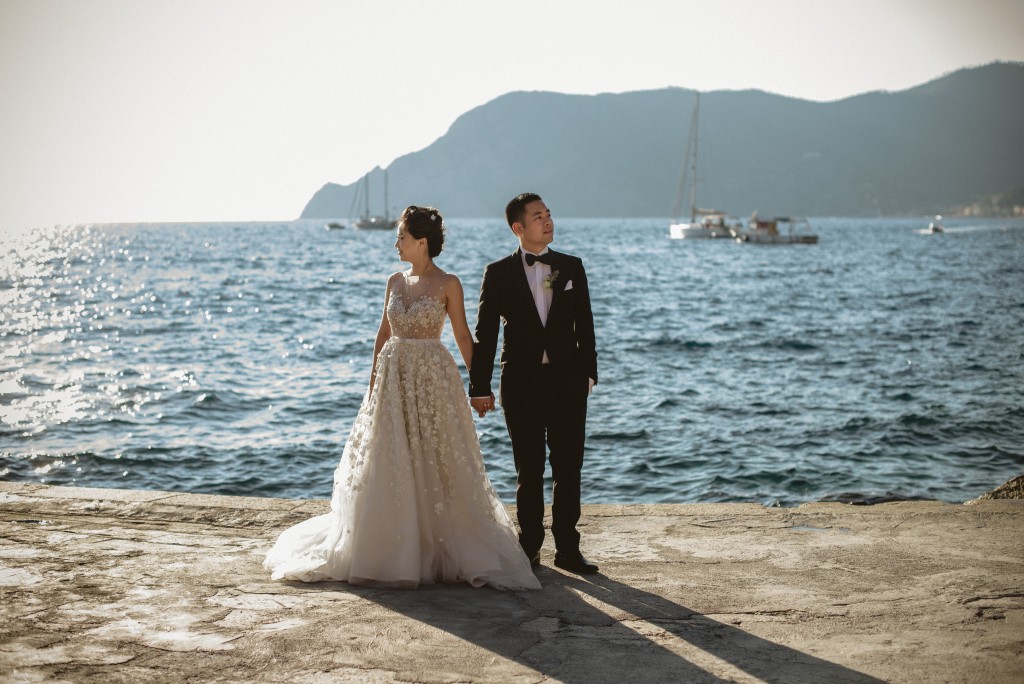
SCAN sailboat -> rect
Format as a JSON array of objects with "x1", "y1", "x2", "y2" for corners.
[
  {"x1": 668, "y1": 93, "x2": 738, "y2": 240},
  {"x1": 353, "y1": 170, "x2": 397, "y2": 230}
]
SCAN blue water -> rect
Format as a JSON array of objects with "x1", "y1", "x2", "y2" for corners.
[{"x1": 2, "y1": 217, "x2": 1022, "y2": 506}]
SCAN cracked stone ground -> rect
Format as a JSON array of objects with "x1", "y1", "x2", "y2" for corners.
[{"x1": 1, "y1": 483, "x2": 1022, "y2": 683}]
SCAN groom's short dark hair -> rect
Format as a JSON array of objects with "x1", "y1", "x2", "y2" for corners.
[{"x1": 505, "y1": 193, "x2": 543, "y2": 231}]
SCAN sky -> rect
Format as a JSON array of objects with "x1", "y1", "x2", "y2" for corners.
[{"x1": 1, "y1": 0, "x2": 1023, "y2": 229}]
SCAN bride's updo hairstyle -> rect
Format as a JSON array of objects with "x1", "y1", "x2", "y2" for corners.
[{"x1": 401, "y1": 205, "x2": 445, "y2": 258}]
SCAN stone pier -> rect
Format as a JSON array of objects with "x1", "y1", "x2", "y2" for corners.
[{"x1": 1, "y1": 481, "x2": 1021, "y2": 682}]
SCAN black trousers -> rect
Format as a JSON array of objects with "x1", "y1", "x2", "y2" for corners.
[{"x1": 500, "y1": 363, "x2": 589, "y2": 556}]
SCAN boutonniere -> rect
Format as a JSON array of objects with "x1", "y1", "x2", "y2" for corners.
[{"x1": 543, "y1": 270, "x2": 560, "y2": 290}]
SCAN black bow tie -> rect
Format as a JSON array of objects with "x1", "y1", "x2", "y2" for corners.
[{"x1": 525, "y1": 252, "x2": 552, "y2": 267}]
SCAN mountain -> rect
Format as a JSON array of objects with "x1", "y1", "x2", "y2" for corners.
[{"x1": 301, "y1": 63, "x2": 1024, "y2": 219}]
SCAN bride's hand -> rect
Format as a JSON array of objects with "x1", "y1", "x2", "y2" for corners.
[{"x1": 470, "y1": 394, "x2": 494, "y2": 418}]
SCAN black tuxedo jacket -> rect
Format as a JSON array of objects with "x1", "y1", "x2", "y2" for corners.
[{"x1": 469, "y1": 248, "x2": 597, "y2": 397}]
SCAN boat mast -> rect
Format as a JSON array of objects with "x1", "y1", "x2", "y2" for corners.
[
  {"x1": 384, "y1": 170, "x2": 390, "y2": 222},
  {"x1": 671, "y1": 92, "x2": 701, "y2": 222},
  {"x1": 688, "y1": 93, "x2": 699, "y2": 222},
  {"x1": 364, "y1": 173, "x2": 371, "y2": 220},
  {"x1": 688, "y1": 94, "x2": 696, "y2": 219}
]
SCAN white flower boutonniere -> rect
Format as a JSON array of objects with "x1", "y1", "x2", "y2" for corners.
[{"x1": 543, "y1": 269, "x2": 560, "y2": 290}]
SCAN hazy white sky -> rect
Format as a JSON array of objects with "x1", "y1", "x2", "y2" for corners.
[{"x1": 1, "y1": 0, "x2": 1022, "y2": 228}]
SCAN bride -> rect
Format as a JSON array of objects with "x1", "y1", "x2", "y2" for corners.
[{"x1": 264, "y1": 205, "x2": 541, "y2": 590}]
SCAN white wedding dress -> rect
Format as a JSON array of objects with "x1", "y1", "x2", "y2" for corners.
[{"x1": 264, "y1": 272, "x2": 540, "y2": 590}]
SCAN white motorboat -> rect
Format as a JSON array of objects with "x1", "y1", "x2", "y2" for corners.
[{"x1": 737, "y1": 216, "x2": 818, "y2": 244}]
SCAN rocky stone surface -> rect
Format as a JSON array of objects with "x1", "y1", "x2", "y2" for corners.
[
  {"x1": 974, "y1": 474, "x2": 1024, "y2": 501},
  {"x1": 1, "y1": 481, "x2": 1022, "y2": 683}
]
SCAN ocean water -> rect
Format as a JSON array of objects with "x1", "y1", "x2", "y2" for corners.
[{"x1": 1, "y1": 217, "x2": 1022, "y2": 506}]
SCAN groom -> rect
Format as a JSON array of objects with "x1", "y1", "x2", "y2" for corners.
[{"x1": 470, "y1": 193, "x2": 599, "y2": 574}]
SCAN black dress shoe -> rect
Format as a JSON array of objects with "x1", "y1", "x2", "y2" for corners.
[{"x1": 553, "y1": 552, "x2": 599, "y2": 574}]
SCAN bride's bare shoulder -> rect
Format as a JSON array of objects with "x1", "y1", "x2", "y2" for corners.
[
  {"x1": 381, "y1": 271, "x2": 405, "y2": 295},
  {"x1": 440, "y1": 272, "x2": 465, "y2": 290}
]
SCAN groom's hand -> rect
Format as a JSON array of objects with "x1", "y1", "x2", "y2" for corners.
[{"x1": 471, "y1": 394, "x2": 495, "y2": 418}]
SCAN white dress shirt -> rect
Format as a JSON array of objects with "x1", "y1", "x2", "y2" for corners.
[{"x1": 521, "y1": 249, "x2": 553, "y2": 365}]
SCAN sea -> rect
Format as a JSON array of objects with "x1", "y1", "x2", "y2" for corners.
[{"x1": 2, "y1": 217, "x2": 1022, "y2": 507}]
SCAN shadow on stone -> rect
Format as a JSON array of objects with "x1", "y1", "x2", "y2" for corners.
[
  {"x1": 287, "y1": 568, "x2": 886, "y2": 683},
  {"x1": 565, "y1": 572, "x2": 885, "y2": 683}
]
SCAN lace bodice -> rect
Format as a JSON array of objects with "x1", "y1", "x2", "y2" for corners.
[{"x1": 387, "y1": 272, "x2": 448, "y2": 339}]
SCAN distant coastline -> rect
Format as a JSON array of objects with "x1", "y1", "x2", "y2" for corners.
[
  {"x1": 302, "y1": 62, "x2": 1024, "y2": 222},
  {"x1": 949, "y1": 187, "x2": 1024, "y2": 218}
]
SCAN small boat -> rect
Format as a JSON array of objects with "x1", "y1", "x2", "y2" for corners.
[
  {"x1": 353, "y1": 216, "x2": 395, "y2": 230},
  {"x1": 737, "y1": 215, "x2": 818, "y2": 244},
  {"x1": 668, "y1": 93, "x2": 736, "y2": 240},
  {"x1": 927, "y1": 215, "x2": 944, "y2": 233},
  {"x1": 325, "y1": 221, "x2": 345, "y2": 230},
  {"x1": 353, "y1": 171, "x2": 397, "y2": 230}
]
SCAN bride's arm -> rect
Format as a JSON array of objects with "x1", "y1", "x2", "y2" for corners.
[
  {"x1": 445, "y1": 275, "x2": 474, "y2": 372},
  {"x1": 369, "y1": 275, "x2": 395, "y2": 393}
]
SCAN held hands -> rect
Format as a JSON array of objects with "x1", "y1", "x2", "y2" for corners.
[
  {"x1": 470, "y1": 394, "x2": 496, "y2": 418},
  {"x1": 470, "y1": 380, "x2": 591, "y2": 416}
]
